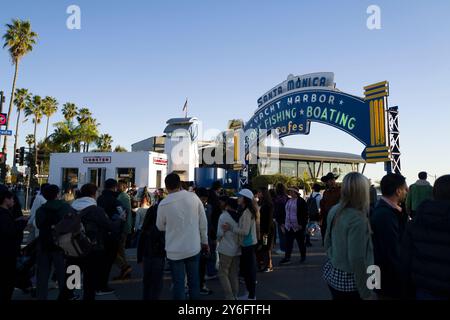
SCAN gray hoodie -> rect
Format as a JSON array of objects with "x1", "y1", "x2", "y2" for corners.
[{"x1": 217, "y1": 210, "x2": 241, "y2": 257}]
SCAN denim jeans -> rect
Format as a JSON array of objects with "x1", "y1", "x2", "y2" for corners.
[
  {"x1": 169, "y1": 253, "x2": 200, "y2": 300},
  {"x1": 206, "y1": 240, "x2": 218, "y2": 277},
  {"x1": 276, "y1": 223, "x2": 286, "y2": 252}
]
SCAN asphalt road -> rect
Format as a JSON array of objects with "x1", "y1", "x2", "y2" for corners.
[{"x1": 13, "y1": 237, "x2": 331, "y2": 300}]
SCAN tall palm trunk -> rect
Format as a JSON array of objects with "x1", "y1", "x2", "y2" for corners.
[
  {"x1": 12, "y1": 108, "x2": 22, "y2": 167},
  {"x1": 2, "y1": 61, "x2": 19, "y2": 154},
  {"x1": 33, "y1": 119, "x2": 38, "y2": 174},
  {"x1": 45, "y1": 116, "x2": 50, "y2": 141}
]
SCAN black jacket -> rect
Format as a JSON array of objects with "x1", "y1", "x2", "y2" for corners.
[
  {"x1": 401, "y1": 200, "x2": 450, "y2": 298},
  {"x1": 36, "y1": 200, "x2": 74, "y2": 252},
  {"x1": 0, "y1": 207, "x2": 27, "y2": 261},
  {"x1": 295, "y1": 197, "x2": 309, "y2": 231},
  {"x1": 80, "y1": 205, "x2": 122, "y2": 251},
  {"x1": 137, "y1": 205, "x2": 165, "y2": 262},
  {"x1": 259, "y1": 202, "x2": 274, "y2": 235},
  {"x1": 208, "y1": 191, "x2": 222, "y2": 241},
  {"x1": 370, "y1": 198, "x2": 408, "y2": 298},
  {"x1": 97, "y1": 189, "x2": 122, "y2": 219},
  {"x1": 273, "y1": 195, "x2": 288, "y2": 225}
]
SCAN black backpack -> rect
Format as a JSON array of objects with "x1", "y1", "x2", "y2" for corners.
[
  {"x1": 53, "y1": 210, "x2": 94, "y2": 258},
  {"x1": 307, "y1": 194, "x2": 320, "y2": 221}
]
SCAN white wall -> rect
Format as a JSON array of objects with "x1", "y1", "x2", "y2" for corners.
[{"x1": 49, "y1": 152, "x2": 167, "y2": 189}]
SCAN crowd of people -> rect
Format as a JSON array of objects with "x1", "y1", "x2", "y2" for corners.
[{"x1": 0, "y1": 170, "x2": 449, "y2": 301}]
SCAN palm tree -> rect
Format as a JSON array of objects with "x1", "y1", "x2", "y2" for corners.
[
  {"x1": 82, "y1": 118, "x2": 100, "y2": 152},
  {"x1": 61, "y1": 103, "x2": 78, "y2": 151},
  {"x1": 12, "y1": 88, "x2": 31, "y2": 167},
  {"x1": 25, "y1": 134, "x2": 35, "y2": 150},
  {"x1": 77, "y1": 108, "x2": 92, "y2": 125},
  {"x1": 114, "y1": 145, "x2": 128, "y2": 152},
  {"x1": 24, "y1": 95, "x2": 43, "y2": 169},
  {"x1": 47, "y1": 122, "x2": 72, "y2": 152},
  {"x1": 96, "y1": 134, "x2": 113, "y2": 152},
  {"x1": 2, "y1": 19, "x2": 38, "y2": 156},
  {"x1": 62, "y1": 102, "x2": 78, "y2": 123},
  {"x1": 42, "y1": 96, "x2": 58, "y2": 140}
]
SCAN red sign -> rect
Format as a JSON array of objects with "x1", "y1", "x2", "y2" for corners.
[
  {"x1": 0, "y1": 113, "x2": 7, "y2": 126},
  {"x1": 83, "y1": 156, "x2": 111, "y2": 164},
  {"x1": 153, "y1": 157, "x2": 168, "y2": 165}
]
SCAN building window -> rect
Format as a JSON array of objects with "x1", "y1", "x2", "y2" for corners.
[
  {"x1": 322, "y1": 162, "x2": 332, "y2": 176},
  {"x1": 258, "y1": 159, "x2": 279, "y2": 175},
  {"x1": 62, "y1": 168, "x2": 78, "y2": 190},
  {"x1": 280, "y1": 160, "x2": 297, "y2": 177},
  {"x1": 298, "y1": 161, "x2": 310, "y2": 179},
  {"x1": 116, "y1": 168, "x2": 136, "y2": 186},
  {"x1": 156, "y1": 170, "x2": 162, "y2": 189}
]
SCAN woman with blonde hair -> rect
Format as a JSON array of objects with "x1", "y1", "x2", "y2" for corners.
[{"x1": 322, "y1": 172, "x2": 376, "y2": 300}]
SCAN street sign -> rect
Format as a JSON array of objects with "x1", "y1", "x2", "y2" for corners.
[
  {"x1": 0, "y1": 129, "x2": 12, "y2": 136},
  {"x1": 0, "y1": 113, "x2": 7, "y2": 126},
  {"x1": 35, "y1": 174, "x2": 49, "y2": 179}
]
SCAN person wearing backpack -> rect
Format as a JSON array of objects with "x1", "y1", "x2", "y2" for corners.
[
  {"x1": 35, "y1": 184, "x2": 74, "y2": 300},
  {"x1": 97, "y1": 179, "x2": 124, "y2": 290},
  {"x1": 72, "y1": 183, "x2": 124, "y2": 300},
  {"x1": 306, "y1": 183, "x2": 322, "y2": 246},
  {"x1": 137, "y1": 202, "x2": 165, "y2": 300}
]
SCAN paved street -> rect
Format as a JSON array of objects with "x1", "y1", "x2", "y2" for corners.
[{"x1": 13, "y1": 237, "x2": 331, "y2": 300}]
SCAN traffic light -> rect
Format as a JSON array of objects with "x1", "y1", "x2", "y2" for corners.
[
  {"x1": 19, "y1": 147, "x2": 25, "y2": 166},
  {"x1": 37, "y1": 149, "x2": 46, "y2": 162},
  {"x1": 0, "y1": 152, "x2": 5, "y2": 165},
  {"x1": 15, "y1": 148, "x2": 20, "y2": 164}
]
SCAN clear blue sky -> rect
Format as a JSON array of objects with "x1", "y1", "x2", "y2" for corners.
[{"x1": 1, "y1": 0, "x2": 449, "y2": 185}]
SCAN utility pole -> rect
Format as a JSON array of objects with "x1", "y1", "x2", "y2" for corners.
[
  {"x1": 0, "y1": 91, "x2": 5, "y2": 114},
  {"x1": 0, "y1": 91, "x2": 6, "y2": 183}
]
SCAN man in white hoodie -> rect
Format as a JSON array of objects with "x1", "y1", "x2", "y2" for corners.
[{"x1": 156, "y1": 173, "x2": 208, "y2": 300}]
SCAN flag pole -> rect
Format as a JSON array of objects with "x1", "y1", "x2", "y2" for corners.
[{"x1": 184, "y1": 98, "x2": 188, "y2": 118}]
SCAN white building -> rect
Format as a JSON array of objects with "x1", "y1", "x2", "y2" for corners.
[{"x1": 48, "y1": 151, "x2": 167, "y2": 191}]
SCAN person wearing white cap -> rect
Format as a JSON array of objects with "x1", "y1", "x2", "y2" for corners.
[{"x1": 222, "y1": 189, "x2": 258, "y2": 300}]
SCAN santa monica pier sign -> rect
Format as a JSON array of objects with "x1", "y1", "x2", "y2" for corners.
[{"x1": 244, "y1": 72, "x2": 392, "y2": 164}]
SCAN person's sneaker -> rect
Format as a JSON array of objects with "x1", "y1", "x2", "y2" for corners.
[
  {"x1": 200, "y1": 286, "x2": 213, "y2": 295},
  {"x1": 263, "y1": 267, "x2": 274, "y2": 273},
  {"x1": 275, "y1": 249, "x2": 285, "y2": 255},
  {"x1": 279, "y1": 258, "x2": 291, "y2": 265},
  {"x1": 205, "y1": 274, "x2": 218, "y2": 280},
  {"x1": 96, "y1": 287, "x2": 115, "y2": 296}
]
